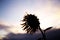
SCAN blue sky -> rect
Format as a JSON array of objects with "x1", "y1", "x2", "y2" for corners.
[
  {"x1": 0, "y1": 0, "x2": 41, "y2": 25},
  {"x1": 0, "y1": 0, "x2": 60, "y2": 38}
]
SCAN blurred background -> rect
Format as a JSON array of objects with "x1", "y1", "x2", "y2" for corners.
[{"x1": 0, "y1": 0, "x2": 60, "y2": 40}]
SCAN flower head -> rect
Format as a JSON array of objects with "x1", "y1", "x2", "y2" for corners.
[{"x1": 21, "y1": 14, "x2": 40, "y2": 34}]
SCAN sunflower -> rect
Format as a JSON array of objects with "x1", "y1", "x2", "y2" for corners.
[{"x1": 21, "y1": 14, "x2": 40, "y2": 34}]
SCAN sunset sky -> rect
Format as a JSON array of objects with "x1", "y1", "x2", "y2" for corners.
[{"x1": 0, "y1": 0, "x2": 60, "y2": 38}]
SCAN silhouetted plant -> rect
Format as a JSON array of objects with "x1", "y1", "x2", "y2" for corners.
[
  {"x1": 44, "y1": 27, "x2": 52, "y2": 32},
  {"x1": 21, "y1": 13, "x2": 52, "y2": 40},
  {"x1": 21, "y1": 14, "x2": 40, "y2": 34}
]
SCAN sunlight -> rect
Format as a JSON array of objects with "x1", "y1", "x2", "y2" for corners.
[
  {"x1": 25, "y1": 5, "x2": 60, "y2": 29},
  {"x1": 0, "y1": 0, "x2": 60, "y2": 35},
  {"x1": 8, "y1": 24, "x2": 26, "y2": 34},
  {"x1": 0, "y1": 0, "x2": 60, "y2": 40},
  {"x1": 1, "y1": 6, "x2": 60, "y2": 34}
]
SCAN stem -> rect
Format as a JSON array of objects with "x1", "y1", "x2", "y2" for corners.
[{"x1": 39, "y1": 27, "x2": 46, "y2": 40}]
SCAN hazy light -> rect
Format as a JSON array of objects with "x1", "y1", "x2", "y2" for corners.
[{"x1": 0, "y1": 0, "x2": 60, "y2": 35}]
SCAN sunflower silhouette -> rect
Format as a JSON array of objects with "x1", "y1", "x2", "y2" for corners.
[
  {"x1": 21, "y1": 14, "x2": 52, "y2": 40},
  {"x1": 21, "y1": 14, "x2": 40, "y2": 34}
]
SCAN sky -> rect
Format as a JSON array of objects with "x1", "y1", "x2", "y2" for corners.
[{"x1": 0, "y1": 0, "x2": 60, "y2": 38}]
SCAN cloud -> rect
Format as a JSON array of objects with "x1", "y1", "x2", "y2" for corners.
[
  {"x1": 2, "y1": 32, "x2": 41, "y2": 40},
  {"x1": 0, "y1": 24, "x2": 11, "y2": 39},
  {"x1": 0, "y1": 24, "x2": 10, "y2": 30},
  {"x1": 2, "y1": 28, "x2": 60, "y2": 40}
]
